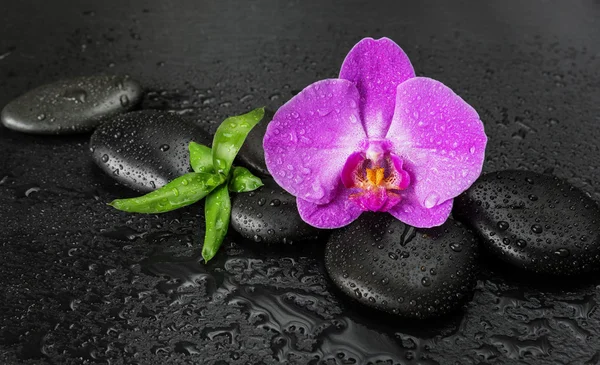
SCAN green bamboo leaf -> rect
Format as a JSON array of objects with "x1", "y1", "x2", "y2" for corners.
[
  {"x1": 202, "y1": 184, "x2": 231, "y2": 262},
  {"x1": 229, "y1": 166, "x2": 263, "y2": 193},
  {"x1": 109, "y1": 172, "x2": 225, "y2": 213},
  {"x1": 212, "y1": 107, "x2": 264, "y2": 176},
  {"x1": 189, "y1": 141, "x2": 214, "y2": 173}
]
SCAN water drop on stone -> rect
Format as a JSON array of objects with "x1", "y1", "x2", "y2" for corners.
[
  {"x1": 450, "y1": 242, "x2": 463, "y2": 252},
  {"x1": 516, "y1": 239, "x2": 527, "y2": 248},
  {"x1": 497, "y1": 221, "x2": 509, "y2": 231},
  {"x1": 531, "y1": 224, "x2": 543, "y2": 234},
  {"x1": 120, "y1": 94, "x2": 130, "y2": 107}
]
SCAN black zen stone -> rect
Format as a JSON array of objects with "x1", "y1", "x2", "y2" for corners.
[
  {"x1": 454, "y1": 170, "x2": 600, "y2": 276},
  {"x1": 231, "y1": 177, "x2": 321, "y2": 244},
  {"x1": 90, "y1": 110, "x2": 212, "y2": 192},
  {"x1": 1, "y1": 75, "x2": 142, "y2": 134},
  {"x1": 325, "y1": 213, "x2": 479, "y2": 319},
  {"x1": 236, "y1": 108, "x2": 274, "y2": 176}
]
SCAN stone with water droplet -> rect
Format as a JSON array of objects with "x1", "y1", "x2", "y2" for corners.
[
  {"x1": 230, "y1": 178, "x2": 321, "y2": 244},
  {"x1": 237, "y1": 108, "x2": 274, "y2": 176},
  {"x1": 454, "y1": 170, "x2": 600, "y2": 276},
  {"x1": 325, "y1": 213, "x2": 479, "y2": 319},
  {"x1": 90, "y1": 110, "x2": 211, "y2": 192},
  {"x1": 1, "y1": 75, "x2": 142, "y2": 134}
]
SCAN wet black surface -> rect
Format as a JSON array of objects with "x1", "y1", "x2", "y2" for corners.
[
  {"x1": 1, "y1": 75, "x2": 142, "y2": 134},
  {"x1": 90, "y1": 110, "x2": 212, "y2": 192},
  {"x1": 1, "y1": 1, "x2": 600, "y2": 364},
  {"x1": 231, "y1": 177, "x2": 321, "y2": 245},
  {"x1": 325, "y1": 214, "x2": 479, "y2": 319},
  {"x1": 454, "y1": 170, "x2": 600, "y2": 276}
]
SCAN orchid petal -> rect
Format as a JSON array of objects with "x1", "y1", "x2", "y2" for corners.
[
  {"x1": 388, "y1": 191, "x2": 453, "y2": 228},
  {"x1": 297, "y1": 187, "x2": 363, "y2": 229},
  {"x1": 340, "y1": 37, "x2": 415, "y2": 139},
  {"x1": 387, "y1": 77, "x2": 487, "y2": 209},
  {"x1": 263, "y1": 79, "x2": 366, "y2": 205}
]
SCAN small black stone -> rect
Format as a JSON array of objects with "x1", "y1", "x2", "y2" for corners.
[
  {"x1": 325, "y1": 213, "x2": 479, "y2": 319},
  {"x1": 236, "y1": 109, "x2": 274, "y2": 176},
  {"x1": 454, "y1": 170, "x2": 600, "y2": 276},
  {"x1": 1, "y1": 75, "x2": 142, "y2": 134},
  {"x1": 90, "y1": 110, "x2": 212, "y2": 192},
  {"x1": 230, "y1": 177, "x2": 320, "y2": 244}
]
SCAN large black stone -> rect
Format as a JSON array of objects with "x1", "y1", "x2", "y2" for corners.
[
  {"x1": 90, "y1": 110, "x2": 212, "y2": 192},
  {"x1": 230, "y1": 177, "x2": 320, "y2": 244},
  {"x1": 325, "y1": 213, "x2": 479, "y2": 319},
  {"x1": 236, "y1": 108, "x2": 274, "y2": 176},
  {"x1": 454, "y1": 170, "x2": 600, "y2": 276},
  {"x1": 1, "y1": 75, "x2": 142, "y2": 134}
]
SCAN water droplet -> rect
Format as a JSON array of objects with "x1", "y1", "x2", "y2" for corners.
[
  {"x1": 421, "y1": 277, "x2": 431, "y2": 287},
  {"x1": 37, "y1": 113, "x2": 46, "y2": 121},
  {"x1": 120, "y1": 94, "x2": 130, "y2": 107},
  {"x1": 423, "y1": 192, "x2": 440, "y2": 209},
  {"x1": 101, "y1": 154, "x2": 109, "y2": 163},
  {"x1": 159, "y1": 144, "x2": 170, "y2": 152},
  {"x1": 531, "y1": 224, "x2": 543, "y2": 234},
  {"x1": 24, "y1": 187, "x2": 40, "y2": 197},
  {"x1": 554, "y1": 248, "x2": 570, "y2": 257},
  {"x1": 62, "y1": 87, "x2": 88, "y2": 103},
  {"x1": 450, "y1": 242, "x2": 463, "y2": 252},
  {"x1": 497, "y1": 221, "x2": 509, "y2": 231}
]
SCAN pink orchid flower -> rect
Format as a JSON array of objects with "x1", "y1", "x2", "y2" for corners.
[{"x1": 263, "y1": 37, "x2": 487, "y2": 228}]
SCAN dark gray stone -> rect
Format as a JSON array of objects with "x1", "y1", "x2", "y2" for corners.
[
  {"x1": 1, "y1": 75, "x2": 142, "y2": 134},
  {"x1": 325, "y1": 213, "x2": 479, "y2": 319},
  {"x1": 454, "y1": 170, "x2": 600, "y2": 276},
  {"x1": 231, "y1": 177, "x2": 320, "y2": 244},
  {"x1": 90, "y1": 110, "x2": 212, "y2": 192},
  {"x1": 236, "y1": 109, "x2": 274, "y2": 176}
]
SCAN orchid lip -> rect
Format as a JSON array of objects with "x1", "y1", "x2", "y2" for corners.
[{"x1": 341, "y1": 149, "x2": 410, "y2": 212}]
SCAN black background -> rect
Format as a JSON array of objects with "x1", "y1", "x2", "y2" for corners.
[{"x1": 1, "y1": 1, "x2": 600, "y2": 364}]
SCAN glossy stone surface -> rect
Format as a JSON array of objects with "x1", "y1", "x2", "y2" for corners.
[
  {"x1": 90, "y1": 110, "x2": 211, "y2": 192},
  {"x1": 231, "y1": 177, "x2": 320, "y2": 244},
  {"x1": 236, "y1": 108, "x2": 274, "y2": 176},
  {"x1": 454, "y1": 170, "x2": 600, "y2": 275},
  {"x1": 325, "y1": 213, "x2": 479, "y2": 319},
  {"x1": 1, "y1": 75, "x2": 142, "y2": 134}
]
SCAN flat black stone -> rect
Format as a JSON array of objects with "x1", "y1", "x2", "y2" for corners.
[
  {"x1": 325, "y1": 213, "x2": 479, "y2": 319},
  {"x1": 89, "y1": 110, "x2": 212, "y2": 192},
  {"x1": 236, "y1": 108, "x2": 274, "y2": 176},
  {"x1": 1, "y1": 75, "x2": 142, "y2": 134},
  {"x1": 454, "y1": 170, "x2": 600, "y2": 276},
  {"x1": 230, "y1": 177, "x2": 320, "y2": 244}
]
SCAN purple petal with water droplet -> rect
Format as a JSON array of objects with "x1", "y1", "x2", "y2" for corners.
[
  {"x1": 296, "y1": 186, "x2": 364, "y2": 228},
  {"x1": 340, "y1": 37, "x2": 415, "y2": 139},
  {"x1": 388, "y1": 191, "x2": 453, "y2": 228},
  {"x1": 263, "y1": 79, "x2": 366, "y2": 205},
  {"x1": 386, "y1": 77, "x2": 487, "y2": 210}
]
